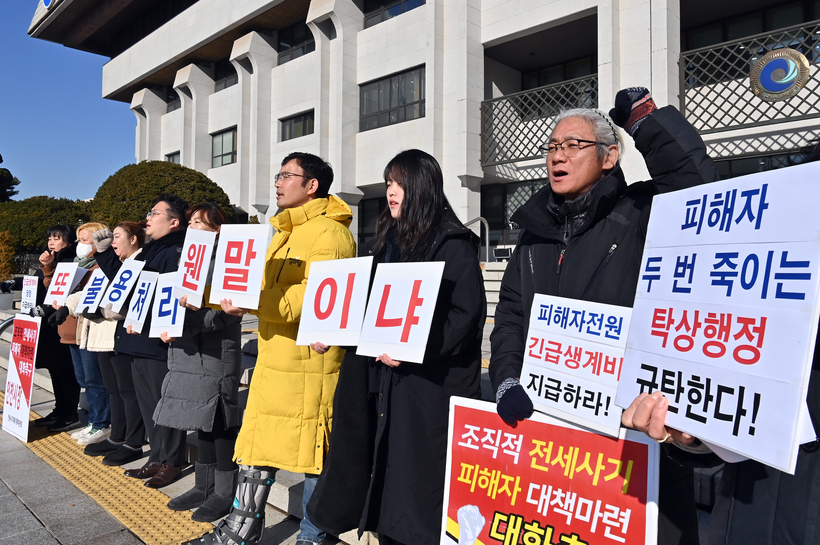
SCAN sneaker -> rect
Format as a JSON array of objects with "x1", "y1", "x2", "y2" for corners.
[
  {"x1": 34, "y1": 411, "x2": 62, "y2": 427},
  {"x1": 102, "y1": 444, "x2": 144, "y2": 467},
  {"x1": 84, "y1": 438, "x2": 123, "y2": 457},
  {"x1": 48, "y1": 417, "x2": 83, "y2": 433},
  {"x1": 78, "y1": 426, "x2": 111, "y2": 445},
  {"x1": 71, "y1": 424, "x2": 93, "y2": 440}
]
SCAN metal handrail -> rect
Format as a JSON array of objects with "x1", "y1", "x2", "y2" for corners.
[
  {"x1": 465, "y1": 216, "x2": 490, "y2": 263},
  {"x1": 0, "y1": 317, "x2": 14, "y2": 338}
]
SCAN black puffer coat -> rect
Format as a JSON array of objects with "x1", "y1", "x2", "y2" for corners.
[
  {"x1": 34, "y1": 243, "x2": 77, "y2": 368},
  {"x1": 489, "y1": 105, "x2": 718, "y2": 545},
  {"x1": 308, "y1": 209, "x2": 486, "y2": 544}
]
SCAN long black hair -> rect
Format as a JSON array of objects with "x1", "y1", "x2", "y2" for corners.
[{"x1": 371, "y1": 149, "x2": 452, "y2": 261}]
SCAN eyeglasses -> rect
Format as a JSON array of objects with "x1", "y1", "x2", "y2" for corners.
[
  {"x1": 539, "y1": 139, "x2": 606, "y2": 158},
  {"x1": 146, "y1": 210, "x2": 172, "y2": 220},
  {"x1": 274, "y1": 172, "x2": 308, "y2": 182}
]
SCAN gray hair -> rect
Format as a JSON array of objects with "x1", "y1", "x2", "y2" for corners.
[{"x1": 549, "y1": 108, "x2": 624, "y2": 162}]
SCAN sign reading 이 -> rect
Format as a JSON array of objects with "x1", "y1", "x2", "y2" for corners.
[
  {"x1": 441, "y1": 398, "x2": 659, "y2": 545},
  {"x1": 616, "y1": 162, "x2": 820, "y2": 474}
]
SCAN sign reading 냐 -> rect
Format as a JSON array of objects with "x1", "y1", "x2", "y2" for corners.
[{"x1": 441, "y1": 398, "x2": 659, "y2": 545}]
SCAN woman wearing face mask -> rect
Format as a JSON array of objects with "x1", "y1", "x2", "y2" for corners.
[
  {"x1": 32, "y1": 225, "x2": 82, "y2": 432},
  {"x1": 308, "y1": 149, "x2": 487, "y2": 545},
  {"x1": 152, "y1": 204, "x2": 243, "y2": 523},
  {"x1": 49, "y1": 223, "x2": 113, "y2": 443}
]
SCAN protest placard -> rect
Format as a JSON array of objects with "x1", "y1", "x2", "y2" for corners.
[
  {"x1": 150, "y1": 272, "x2": 186, "y2": 338},
  {"x1": 175, "y1": 228, "x2": 217, "y2": 308},
  {"x1": 356, "y1": 261, "x2": 445, "y2": 363},
  {"x1": 75, "y1": 269, "x2": 110, "y2": 314},
  {"x1": 441, "y1": 397, "x2": 659, "y2": 545},
  {"x1": 3, "y1": 315, "x2": 41, "y2": 442},
  {"x1": 296, "y1": 256, "x2": 373, "y2": 346},
  {"x1": 209, "y1": 224, "x2": 270, "y2": 309},
  {"x1": 521, "y1": 294, "x2": 632, "y2": 437},
  {"x1": 44, "y1": 263, "x2": 88, "y2": 306},
  {"x1": 615, "y1": 162, "x2": 820, "y2": 473},
  {"x1": 124, "y1": 271, "x2": 158, "y2": 334},
  {"x1": 20, "y1": 276, "x2": 37, "y2": 314},
  {"x1": 101, "y1": 260, "x2": 146, "y2": 314}
]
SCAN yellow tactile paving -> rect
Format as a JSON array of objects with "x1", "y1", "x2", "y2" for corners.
[{"x1": 1, "y1": 392, "x2": 213, "y2": 545}]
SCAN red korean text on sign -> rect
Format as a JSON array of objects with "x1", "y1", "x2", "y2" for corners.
[
  {"x1": 182, "y1": 243, "x2": 208, "y2": 290},
  {"x1": 223, "y1": 239, "x2": 257, "y2": 292}
]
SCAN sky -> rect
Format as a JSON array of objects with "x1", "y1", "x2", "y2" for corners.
[{"x1": 0, "y1": 3, "x2": 136, "y2": 201}]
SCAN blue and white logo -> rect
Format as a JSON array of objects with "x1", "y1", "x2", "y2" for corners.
[{"x1": 750, "y1": 48, "x2": 810, "y2": 102}]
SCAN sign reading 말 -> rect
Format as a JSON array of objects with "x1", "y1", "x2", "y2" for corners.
[
  {"x1": 616, "y1": 162, "x2": 820, "y2": 474},
  {"x1": 441, "y1": 398, "x2": 659, "y2": 545},
  {"x1": 209, "y1": 224, "x2": 270, "y2": 310},
  {"x1": 521, "y1": 295, "x2": 632, "y2": 437},
  {"x1": 3, "y1": 315, "x2": 41, "y2": 443},
  {"x1": 175, "y1": 228, "x2": 217, "y2": 308},
  {"x1": 44, "y1": 263, "x2": 88, "y2": 306},
  {"x1": 296, "y1": 256, "x2": 373, "y2": 346},
  {"x1": 356, "y1": 262, "x2": 445, "y2": 363}
]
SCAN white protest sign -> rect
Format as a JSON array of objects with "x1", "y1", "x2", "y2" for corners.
[
  {"x1": 616, "y1": 162, "x2": 820, "y2": 473},
  {"x1": 297, "y1": 256, "x2": 373, "y2": 346},
  {"x1": 124, "y1": 271, "x2": 158, "y2": 334},
  {"x1": 356, "y1": 261, "x2": 445, "y2": 363},
  {"x1": 3, "y1": 315, "x2": 41, "y2": 442},
  {"x1": 209, "y1": 224, "x2": 270, "y2": 309},
  {"x1": 174, "y1": 228, "x2": 217, "y2": 308},
  {"x1": 521, "y1": 294, "x2": 632, "y2": 437},
  {"x1": 75, "y1": 269, "x2": 110, "y2": 314},
  {"x1": 150, "y1": 272, "x2": 186, "y2": 338},
  {"x1": 101, "y1": 260, "x2": 146, "y2": 313},
  {"x1": 45, "y1": 263, "x2": 88, "y2": 306},
  {"x1": 20, "y1": 276, "x2": 37, "y2": 314}
]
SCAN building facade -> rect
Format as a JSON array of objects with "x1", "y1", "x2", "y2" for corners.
[{"x1": 29, "y1": 0, "x2": 820, "y2": 254}]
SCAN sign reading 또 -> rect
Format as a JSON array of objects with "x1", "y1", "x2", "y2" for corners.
[
  {"x1": 150, "y1": 272, "x2": 186, "y2": 338},
  {"x1": 441, "y1": 398, "x2": 659, "y2": 545},
  {"x1": 75, "y1": 269, "x2": 110, "y2": 314},
  {"x1": 3, "y1": 315, "x2": 41, "y2": 442},
  {"x1": 20, "y1": 276, "x2": 37, "y2": 314},
  {"x1": 521, "y1": 295, "x2": 632, "y2": 437},
  {"x1": 616, "y1": 162, "x2": 820, "y2": 473},
  {"x1": 101, "y1": 260, "x2": 146, "y2": 314},
  {"x1": 296, "y1": 256, "x2": 373, "y2": 346},
  {"x1": 44, "y1": 263, "x2": 87, "y2": 306},
  {"x1": 209, "y1": 225, "x2": 270, "y2": 310},
  {"x1": 174, "y1": 228, "x2": 217, "y2": 308},
  {"x1": 124, "y1": 271, "x2": 158, "y2": 334},
  {"x1": 356, "y1": 262, "x2": 445, "y2": 363}
]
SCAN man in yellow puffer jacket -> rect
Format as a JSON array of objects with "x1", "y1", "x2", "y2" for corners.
[{"x1": 191, "y1": 152, "x2": 356, "y2": 545}]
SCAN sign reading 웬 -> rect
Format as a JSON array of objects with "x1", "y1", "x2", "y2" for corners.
[{"x1": 616, "y1": 162, "x2": 820, "y2": 473}]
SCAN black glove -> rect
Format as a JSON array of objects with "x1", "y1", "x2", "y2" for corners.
[
  {"x1": 48, "y1": 306, "x2": 70, "y2": 327},
  {"x1": 608, "y1": 87, "x2": 658, "y2": 136},
  {"x1": 31, "y1": 304, "x2": 56, "y2": 319},
  {"x1": 496, "y1": 378, "x2": 534, "y2": 427}
]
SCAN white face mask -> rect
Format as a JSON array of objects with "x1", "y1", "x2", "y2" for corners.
[{"x1": 76, "y1": 243, "x2": 94, "y2": 259}]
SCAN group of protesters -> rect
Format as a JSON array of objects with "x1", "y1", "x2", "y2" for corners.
[{"x1": 25, "y1": 86, "x2": 820, "y2": 545}]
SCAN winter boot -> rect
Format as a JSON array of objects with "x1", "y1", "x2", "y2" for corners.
[
  {"x1": 182, "y1": 465, "x2": 275, "y2": 545},
  {"x1": 167, "y1": 462, "x2": 215, "y2": 511},
  {"x1": 191, "y1": 467, "x2": 238, "y2": 522}
]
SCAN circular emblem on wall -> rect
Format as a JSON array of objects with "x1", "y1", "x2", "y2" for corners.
[{"x1": 750, "y1": 48, "x2": 810, "y2": 102}]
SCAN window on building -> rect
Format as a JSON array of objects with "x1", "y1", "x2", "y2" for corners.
[
  {"x1": 212, "y1": 128, "x2": 237, "y2": 168},
  {"x1": 522, "y1": 56, "x2": 596, "y2": 91},
  {"x1": 480, "y1": 180, "x2": 548, "y2": 247},
  {"x1": 714, "y1": 152, "x2": 803, "y2": 179},
  {"x1": 277, "y1": 22, "x2": 316, "y2": 64},
  {"x1": 166, "y1": 152, "x2": 180, "y2": 164},
  {"x1": 363, "y1": 0, "x2": 425, "y2": 28},
  {"x1": 281, "y1": 111, "x2": 315, "y2": 142},
  {"x1": 214, "y1": 59, "x2": 238, "y2": 92},
  {"x1": 358, "y1": 197, "x2": 387, "y2": 256},
  {"x1": 360, "y1": 66, "x2": 425, "y2": 132},
  {"x1": 166, "y1": 89, "x2": 181, "y2": 113}
]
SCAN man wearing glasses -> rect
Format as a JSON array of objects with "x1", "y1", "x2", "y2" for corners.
[
  {"x1": 489, "y1": 88, "x2": 718, "y2": 544},
  {"x1": 193, "y1": 153, "x2": 356, "y2": 545}
]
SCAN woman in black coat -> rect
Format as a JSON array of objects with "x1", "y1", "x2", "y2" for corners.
[{"x1": 308, "y1": 149, "x2": 486, "y2": 545}]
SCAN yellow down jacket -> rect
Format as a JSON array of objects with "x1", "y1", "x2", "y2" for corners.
[{"x1": 234, "y1": 195, "x2": 356, "y2": 473}]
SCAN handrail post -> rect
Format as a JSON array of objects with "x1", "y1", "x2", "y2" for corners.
[{"x1": 465, "y1": 216, "x2": 490, "y2": 263}]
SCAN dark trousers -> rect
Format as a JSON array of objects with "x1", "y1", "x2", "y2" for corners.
[
  {"x1": 197, "y1": 401, "x2": 238, "y2": 472},
  {"x1": 43, "y1": 343, "x2": 80, "y2": 419},
  {"x1": 99, "y1": 353, "x2": 145, "y2": 447},
  {"x1": 131, "y1": 356, "x2": 186, "y2": 466}
]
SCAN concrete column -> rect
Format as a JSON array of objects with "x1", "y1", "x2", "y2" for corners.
[
  {"x1": 231, "y1": 32, "x2": 277, "y2": 217},
  {"x1": 130, "y1": 89, "x2": 166, "y2": 161},
  {"x1": 650, "y1": 0, "x2": 681, "y2": 109},
  {"x1": 173, "y1": 64, "x2": 214, "y2": 173}
]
